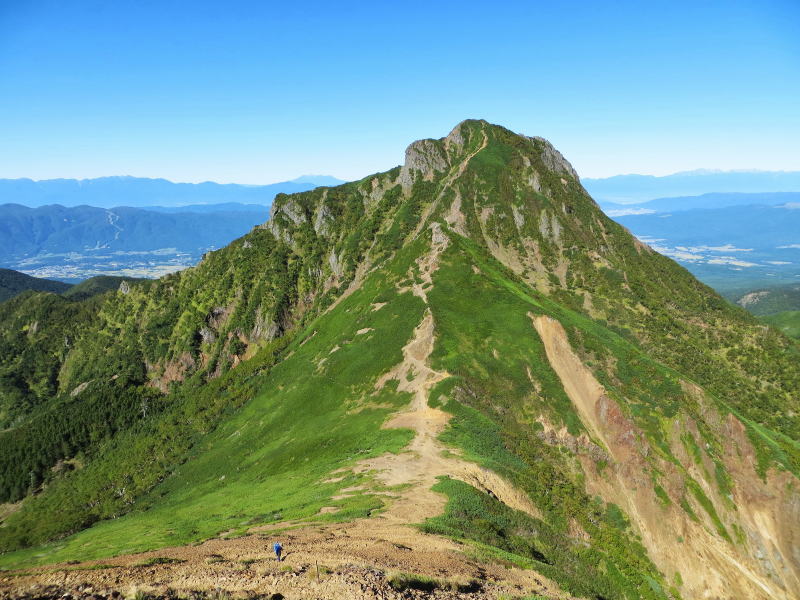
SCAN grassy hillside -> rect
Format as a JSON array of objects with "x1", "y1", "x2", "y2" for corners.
[
  {"x1": 0, "y1": 244, "x2": 423, "y2": 564},
  {"x1": 61, "y1": 275, "x2": 144, "y2": 301},
  {"x1": 1, "y1": 120, "x2": 797, "y2": 599},
  {"x1": 0, "y1": 238, "x2": 681, "y2": 599},
  {"x1": 763, "y1": 311, "x2": 800, "y2": 339}
]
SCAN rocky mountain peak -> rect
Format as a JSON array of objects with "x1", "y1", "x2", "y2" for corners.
[
  {"x1": 528, "y1": 135, "x2": 580, "y2": 180},
  {"x1": 400, "y1": 120, "x2": 580, "y2": 184},
  {"x1": 400, "y1": 138, "x2": 450, "y2": 183},
  {"x1": 401, "y1": 120, "x2": 483, "y2": 177}
]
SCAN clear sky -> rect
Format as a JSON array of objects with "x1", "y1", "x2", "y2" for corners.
[{"x1": 0, "y1": 0, "x2": 798, "y2": 183}]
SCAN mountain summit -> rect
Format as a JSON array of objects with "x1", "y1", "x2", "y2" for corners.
[{"x1": 1, "y1": 120, "x2": 798, "y2": 600}]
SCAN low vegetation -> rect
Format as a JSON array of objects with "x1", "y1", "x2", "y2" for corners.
[{"x1": 762, "y1": 310, "x2": 800, "y2": 339}]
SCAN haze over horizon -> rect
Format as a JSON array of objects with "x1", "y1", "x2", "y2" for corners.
[
  {"x1": 3, "y1": 167, "x2": 800, "y2": 189},
  {"x1": 0, "y1": 173, "x2": 347, "y2": 187},
  {"x1": 1, "y1": 1, "x2": 798, "y2": 184}
]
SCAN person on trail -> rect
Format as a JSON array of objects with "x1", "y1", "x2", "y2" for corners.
[{"x1": 273, "y1": 541, "x2": 283, "y2": 562}]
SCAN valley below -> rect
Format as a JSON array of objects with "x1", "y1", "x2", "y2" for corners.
[{"x1": 5, "y1": 247, "x2": 196, "y2": 282}]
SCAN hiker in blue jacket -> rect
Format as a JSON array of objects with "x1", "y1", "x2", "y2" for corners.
[{"x1": 273, "y1": 541, "x2": 283, "y2": 562}]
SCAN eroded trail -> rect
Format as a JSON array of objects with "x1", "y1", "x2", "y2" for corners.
[
  {"x1": 411, "y1": 131, "x2": 488, "y2": 240},
  {"x1": 354, "y1": 308, "x2": 541, "y2": 524},
  {"x1": 1, "y1": 525, "x2": 565, "y2": 600},
  {"x1": 353, "y1": 224, "x2": 541, "y2": 523}
]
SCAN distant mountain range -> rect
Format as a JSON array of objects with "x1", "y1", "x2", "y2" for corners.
[
  {"x1": 0, "y1": 175, "x2": 343, "y2": 280},
  {"x1": 601, "y1": 192, "x2": 800, "y2": 293},
  {"x1": 592, "y1": 187, "x2": 800, "y2": 295},
  {"x1": 5, "y1": 171, "x2": 799, "y2": 295},
  {"x1": 601, "y1": 192, "x2": 800, "y2": 216},
  {"x1": 0, "y1": 203, "x2": 270, "y2": 281},
  {"x1": 583, "y1": 170, "x2": 800, "y2": 204},
  {"x1": 0, "y1": 175, "x2": 345, "y2": 209},
  {"x1": 287, "y1": 175, "x2": 345, "y2": 186}
]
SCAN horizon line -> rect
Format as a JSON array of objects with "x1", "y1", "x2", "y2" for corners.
[{"x1": 2, "y1": 168, "x2": 800, "y2": 187}]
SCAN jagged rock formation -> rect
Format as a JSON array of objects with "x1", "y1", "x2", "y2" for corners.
[{"x1": 1, "y1": 120, "x2": 798, "y2": 600}]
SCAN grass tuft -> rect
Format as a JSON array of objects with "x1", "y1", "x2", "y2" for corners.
[{"x1": 135, "y1": 556, "x2": 186, "y2": 567}]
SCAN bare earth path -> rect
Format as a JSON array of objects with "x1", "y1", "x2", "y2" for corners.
[{"x1": 0, "y1": 520, "x2": 565, "y2": 599}]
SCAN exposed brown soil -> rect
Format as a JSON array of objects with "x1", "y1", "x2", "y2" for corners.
[
  {"x1": 355, "y1": 309, "x2": 540, "y2": 524},
  {"x1": 0, "y1": 520, "x2": 568, "y2": 600},
  {"x1": 355, "y1": 227, "x2": 541, "y2": 523},
  {"x1": 531, "y1": 313, "x2": 800, "y2": 600}
]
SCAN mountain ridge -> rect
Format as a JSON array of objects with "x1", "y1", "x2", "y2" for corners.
[
  {"x1": 0, "y1": 120, "x2": 798, "y2": 600},
  {"x1": 0, "y1": 175, "x2": 345, "y2": 209},
  {"x1": 0, "y1": 268, "x2": 71, "y2": 302},
  {"x1": 584, "y1": 170, "x2": 800, "y2": 203},
  {"x1": 0, "y1": 268, "x2": 144, "y2": 304},
  {"x1": 601, "y1": 191, "x2": 800, "y2": 214}
]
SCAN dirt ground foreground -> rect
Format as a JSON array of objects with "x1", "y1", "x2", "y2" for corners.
[{"x1": 0, "y1": 517, "x2": 567, "y2": 599}]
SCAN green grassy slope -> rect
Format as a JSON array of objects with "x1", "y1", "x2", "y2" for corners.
[
  {"x1": 414, "y1": 121, "x2": 799, "y2": 450},
  {"x1": 0, "y1": 233, "x2": 680, "y2": 599},
  {"x1": 424, "y1": 238, "x2": 671, "y2": 599},
  {"x1": 0, "y1": 168, "x2": 407, "y2": 506},
  {"x1": 763, "y1": 311, "x2": 800, "y2": 339},
  {"x1": 0, "y1": 242, "x2": 424, "y2": 565},
  {"x1": 422, "y1": 233, "x2": 798, "y2": 598}
]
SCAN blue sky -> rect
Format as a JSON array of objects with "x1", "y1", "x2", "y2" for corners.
[{"x1": 0, "y1": 0, "x2": 798, "y2": 183}]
